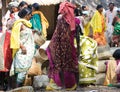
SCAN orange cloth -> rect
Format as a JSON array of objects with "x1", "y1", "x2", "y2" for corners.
[
  {"x1": 93, "y1": 32, "x2": 106, "y2": 46},
  {"x1": 58, "y1": 1, "x2": 76, "y2": 31},
  {"x1": 104, "y1": 60, "x2": 117, "y2": 86},
  {"x1": 92, "y1": 11, "x2": 107, "y2": 46}
]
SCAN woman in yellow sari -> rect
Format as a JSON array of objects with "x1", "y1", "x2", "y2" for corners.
[{"x1": 90, "y1": 5, "x2": 107, "y2": 46}]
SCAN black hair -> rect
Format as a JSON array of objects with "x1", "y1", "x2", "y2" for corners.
[
  {"x1": 74, "y1": 8, "x2": 79, "y2": 16},
  {"x1": 109, "y1": 2, "x2": 114, "y2": 6},
  {"x1": 32, "y1": 3, "x2": 40, "y2": 11},
  {"x1": 82, "y1": 5, "x2": 86, "y2": 10},
  {"x1": 18, "y1": 1, "x2": 28, "y2": 8},
  {"x1": 18, "y1": 7, "x2": 32, "y2": 18},
  {"x1": 96, "y1": 4, "x2": 103, "y2": 10},
  {"x1": 113, "y1": 49, "x2": 120, "y2": 60}
]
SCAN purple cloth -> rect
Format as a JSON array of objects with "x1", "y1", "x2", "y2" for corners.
[
  {"x1": 116, "y1": 60, "x2": 120, "y2": 82},
  {"x1": 46, "y1": 17, "x2": 78, "y2": 88}
]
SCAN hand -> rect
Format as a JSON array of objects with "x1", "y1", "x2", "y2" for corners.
[{"x1": 20, "y1": 45, "x2": 27, "y2": 54}]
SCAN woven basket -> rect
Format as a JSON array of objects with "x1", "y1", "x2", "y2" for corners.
[
  {"x1": 35, "y1": 48, "x2": 48, "y2": 63},
  {"x1": 27, "y1": 58, "x2": 42, "y2": 76},
  {"x1": 34, "y1": 32, "x2": 46, "y2": 46}
]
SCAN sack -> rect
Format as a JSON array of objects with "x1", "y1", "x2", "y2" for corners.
[
  {"x1": 27, "y1": 58, "x2": 42, "y2": 76},
  {"x1": 34, "y1": 48, "x2": 48, "y2": 63},
  {"x1": 97, "y1": 44, "x2": 112, "y2": 60},
  {"x1": 24, "y1": 75, "x2": 32, "y2": 86},
  {"x1": 33, "y1": 32, "x2": 46, "y2": 46},
  {"x1": 33, "y1": 75, "x2": 49, "y2": 88}
]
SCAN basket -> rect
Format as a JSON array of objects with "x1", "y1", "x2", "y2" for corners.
[
  {"x1": 35, "y1": 48, "x2": 48, "y2": 63},
  {"x1": 33, "y1": 32, "x2": 46, "y2": 46},
  {"x1": 27, "y1": 58, "x2": 42, "y2": 76}
]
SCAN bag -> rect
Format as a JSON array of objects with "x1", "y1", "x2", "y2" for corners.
[
  {"x1": 24, "y1": 75, "x2": 32, "y2": 86},
  {"x1": 27, "y1": 58, "x2": 42, "y2": 76},
  {"x1": 33, "y1": 75, "x2": 49, "y2": 88},
  {"x1": 33, "y1": 32, "x2": 46, "y2": 46},
  {"x1": 34, "y1": 48, "x2": 48, "y2": 64}
]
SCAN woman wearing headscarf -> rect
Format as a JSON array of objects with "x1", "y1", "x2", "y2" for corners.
[
  {"x1": 10, "y1": 8, "x2": 35, "y2": 87},
  {"x1": 0, "y1": 1, "x2": 19, "y2": 90},
  {"x1": 46, "y1": 1, "x2": 78, "y2": 91},
  {"x1": 90, "y1": 5, "x2": 107, "y2": 46}
]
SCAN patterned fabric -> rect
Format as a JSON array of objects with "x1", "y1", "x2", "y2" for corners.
[
  {"x1": 79, "y1": 36, "x2": 98, "y2": 84},
  {"x1": 10, "y1": 27, "x2": 35, "y2": 83},
  {"x1": 46, "y1": 17, "x2": 78, "y2": 88}
]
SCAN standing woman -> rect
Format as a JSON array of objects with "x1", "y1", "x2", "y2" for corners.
[
  {"x1": 111, "y1": 8, "x2": 120, "y2": 47},
  {"x1": 30, "y1": 3, "x2": 49, "y2": 39},
  {"x1": 46, "y1": 1, "x2": 78, "y2": 91},
  {"x1": 90, "y1": 5, "x2": 107, "y2": 46},
  {"x1": 0, "y1": 1, "x2": 19, "y2": 90},
  {"x1": 10, "y1": 8, "x2": 35, "y2": 87}
]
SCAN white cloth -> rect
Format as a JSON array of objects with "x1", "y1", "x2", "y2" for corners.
[{"x1": 105, "y1": 8, "x2": 117, "y2": 43}]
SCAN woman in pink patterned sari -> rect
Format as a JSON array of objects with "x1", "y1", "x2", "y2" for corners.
[{"x1": 46, "y1": 1, "x2": 78, "y2": 91}]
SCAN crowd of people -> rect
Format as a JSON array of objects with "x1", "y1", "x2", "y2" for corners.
[{"x1": 0, "y1": 0, "x2": 120, "y2": 91}]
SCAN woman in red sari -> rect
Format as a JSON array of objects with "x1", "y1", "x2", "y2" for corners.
[{"x1": 0, "y1": 1, "x2": 19, "y2": 90}]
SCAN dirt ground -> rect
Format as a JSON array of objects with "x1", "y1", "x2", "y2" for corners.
[{"x1": 35, "y1": 86, "x2": 120, "y2": 92}]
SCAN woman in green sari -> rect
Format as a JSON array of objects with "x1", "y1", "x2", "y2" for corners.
[
  {"x1": 112, "y1": 8, "x2": 120, "y2": 47},
  {"x1": 79, "y1": 36, "x2": 98, "y2": 86}
]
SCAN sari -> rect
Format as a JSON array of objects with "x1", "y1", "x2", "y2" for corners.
[
  {"x1": 112, "y1": 15, "x2": 120, "y2": 46},
  {"x1": 30, "y1": 11, "x2": 49, "y2": 38},
  {"x1": 46, "y1": 17, "x2": 78, "y2": 90},
  {"x1": 90, "y1": 11, "x2": 107, "y2": 46},
  {"x1": 0, "y1": 11, "x2": 18, "y2": 72},
  {"x1": 79, "y1": 36, "x2": 98, "y2": 84},
  {"x1": 10, "y1": 20, "x2": 35, "y2": 83},
  {"x1": 104, "y1": 60, "x2": 119, "y2": 85}
]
